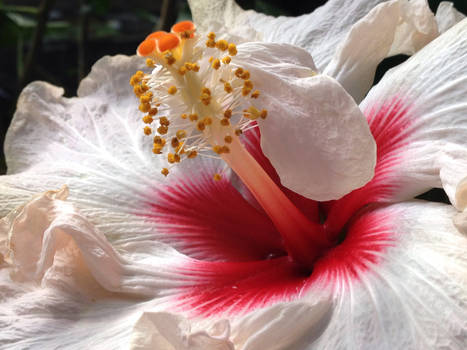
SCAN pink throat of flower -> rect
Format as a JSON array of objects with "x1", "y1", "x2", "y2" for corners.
[{"x1": 222, "y1": 135, "x2": 332, "y2": 269}]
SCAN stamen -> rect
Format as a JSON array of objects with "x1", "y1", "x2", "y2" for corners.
[{"x1": 133, "y1": 22, "x2": 330, "y2": 268}]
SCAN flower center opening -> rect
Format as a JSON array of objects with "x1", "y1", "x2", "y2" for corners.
[{"x1": 131, "y1": 21, "x2": 333, "y2": 269}]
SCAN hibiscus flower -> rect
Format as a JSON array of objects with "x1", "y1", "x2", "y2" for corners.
[{"x1": 1, "y1": 3, "x2": 466, "y2": 350}]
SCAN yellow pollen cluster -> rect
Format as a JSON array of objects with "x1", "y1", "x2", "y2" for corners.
[{"x1": 132, "y1": 23, "x2": 268, "y2": 178}]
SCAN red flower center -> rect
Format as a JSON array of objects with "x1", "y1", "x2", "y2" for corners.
[{"x1": 142, "y1": 99, "x2": 408, "y2": 316}]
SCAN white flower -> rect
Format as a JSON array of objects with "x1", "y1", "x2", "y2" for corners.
[{"x1": 0, "y1": 2, "x2": 467, "y2": 350}]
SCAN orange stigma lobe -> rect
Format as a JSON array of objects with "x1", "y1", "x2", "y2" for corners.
[
  {"x1": 171, "y1": 20, "x2": 196, "y2": 38},
  {"x1": 157, "y1": 33, "x2": 180, "y2": 52},
  {"x1": 146, "y1": 31, "x2": 166, "y2": 41},
  {"x1": 137, "y1": 39, "x2": 156, "y2": 56}
]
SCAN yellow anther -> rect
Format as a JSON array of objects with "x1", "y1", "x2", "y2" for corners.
[
  {"x1": 212, "y1": 59, "x2": 221, "y2": 70},
  {"x1": 228, "y1": 43, "x2": 237, "y2": 56},
  {"x1": 174, "y1": 154, "x2": 181, "y2": 162},
  {"x1": 244, "y1": 80, "x2": 253, "y2": 89},
  {"x1": 144, "y1": 126, "x2": 152, "y2": 135},
  {"x1": 189, "y1": 113, "x2": 198, "y2": 121},
  {"x1": 221, "y1": 145, "x2": 230, "y2": 154},
  {"x1": 139, "y1": 103, "x2": 151, "y2": 113},
  {"x1": 206, "y1": 39, "x2": 216, "y2": 48},
  {"x1": 235, "y1": 128, "x2": 243, "y2": 136},
  {"x1": 176, "y1": 130, "x2": 187, "y2": 139},
  {"x1": 168, "y1": 86, "x2": 177, "y2": 95},
  {"x1": 141, "y1": 81, "x2": 150, "y2": 92},
  {"x1": 171, "y1": 137, "x2": 180, "y2": 148},
  {"x1": 192, "y1": 64, "x2": 200, "y2": 72},
  {"x1": 187, "y1": 150, "x2": 198, "y2": 159},
  {"x1": 260, "y1": 109, "x2": 268, "y2": 119},
  {"x1": 157, "y1": 125, "x2": 169, "y2": 135},
  {"x1": 251, "y1": 90, "x2": 260, "y2": 99},
  {"x1": 140, "y1": 93, "x2": 152, "y2": 104},
  {"x1": 224, "y1": 135, "x2": 233, "y2": 143},
  {"x1": 152, "y1": 145, "x2": 163, "y2": 154},
  {"x1": 146, "y1": 58, "x2": 155, "y2": 68},
  {"x1": 213, "y1": 145, "x2": 223, "y2": 154},
  {"x1": 133, "y1": 85, "x2": 144, "y2": 97},
  {"x1": 184, "y1": 62, "x2": 193, "y2": 71},
  {"x1": 220, "y1": 118, "x2": 230, "y2": 126},
  {"x1": 216, "y1": 39, "x2": 228, "y2": 51},
  {"x1": 130, "y1": 75, "x2": 141, "y2": 86},
  {"x1": 235, "y1": 68, "x2": 244, "y2": 77},
  {"x1": 240, "y1": 71, "x2": 250, "y2": 80},
  {"x1": 153, "y1": 136, "x2": 166, "y2": 145},
  {"x1": 168, "y1": 153, "x2": 176, "y2": 164},
  {"x1": 200, "y1": 93, "x2": 211, "y2": 106},
  {"x1": 142, "y1": 115, "x2": 154, "y2": 124},
  {"x1": 207, "y1": 32, "x2": 216, "y2": 40},
  {"x1": 202, "y1": 87, "x2": 211, "y2": 95},
  {"x1": 149, "y1": 107, "x2": 158, "y2": 116},
  {"x1": 181, "y1": 113, "x2": 188, "y2": 119},
  {"x1": 159, "y1": 116, "x2": 170, "y2": 126},
  {"x1": 222, "y1": 56, "x2": 231, "y2": 64},
  {"x1": 202, "y1": 116, "x2": 212, "y2": 125},
  {"x1": 161, "y1": 168, "x2": 169, "y2": 176},
  {"x1": 165, "y1": 52, "x2": 176, "y2": 65},
  {"x1": 242, "y1": 87, "x2": 252, "y2": 96},
  {"x1": 245, "y1": 106, "x2": 261, "y2": 120},
  {"x1": 175, "y1": 143, "x2": 185, "y2": 154},
  {"x1": 224, "y1": 109, "x2": 232, "y2": 119},
  {"x1": 178, "y1": 66, "x2": 187, "y2": 75},
  {"x1": 209, "y1": 56, "x2": 214, "y2": 63},
  {"x1": 224, "y1": 82, "x2": 233, "y2": 93},
  {"x1": 197, "y1": 121, "x2": 206, "y2": 131},
  {"x1": 213, "y1": 173, "x2": 222, "y2": 181}
]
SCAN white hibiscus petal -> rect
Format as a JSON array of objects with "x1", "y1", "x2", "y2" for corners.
[
  {"x1": 0, "y1": 187, "x2": 225, "y2": 348},
  {"x1": 456, "y1": 176, "x2": 467, "y2": 210},
  {"x1": 436, "y1": 1, "x2": 466, "y2": 33},
  {"x1": 131, "y1": 312, "x2": 234, "y2": 350},
  {"x1": 359, "y1": 18, "x2": 467, "y2": 208},
  {"x1": 316, "y1": 201, "x2": 467, "y2": 349},
  {"x1": 131, "y1": 300, "x2": 332, "y2": 350},
  {"x1": 189, "y1": 0, "x2": 389, "y2": 69},
  {"x1": 236, "y1": 42, "x2": 376, "y2": 200},
  {"x1": 324, "y1": 0, "x2": 438, "y2": 103}
]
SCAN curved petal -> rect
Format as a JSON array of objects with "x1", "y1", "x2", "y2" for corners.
[
  {"x1": 325, "y1": 19, "x2": 467, "y2": 233},
  {"x1": 324, "y1": 0, "x2": 438, "y2": 103},
  {"x1": 316, "y1": 201, "x2": 467, "y2": 349},
  {"x1": 360, "y1": 19, "x2": 467, "y2": 208},
  {"x1": 436, "y1": 1, "x2": 466, "y2": 33},
  {"x1": 189, "y1": 0, "x2": 389, "y2": 70},
  {"x1": 235, "y1": 42, "x2": 376, "y2": 200}
]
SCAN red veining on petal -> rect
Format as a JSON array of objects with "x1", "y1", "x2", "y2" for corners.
[
  {"x1": 324, "y1": 98, "x2": 414, "y2": 238},
  {"x1": 174, "y1": 205, "x2": 394, "y2": 317},
  {"x1": 142, "y1": 97, "x2": 407, "y2": 317},
  {"x1": 143, "y1": 167, "x2": 284, "y2": 262}
]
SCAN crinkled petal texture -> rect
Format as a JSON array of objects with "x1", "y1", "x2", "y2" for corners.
[
  {"x1": 189, "y1": 0, "x2": 389, "y2": 69},
  {"x1": 235, "y1": 42, "x2": 376, "y2": 200},
  {"x1": 324, "y1": 0, "x2": 438, "y2": 102}
]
